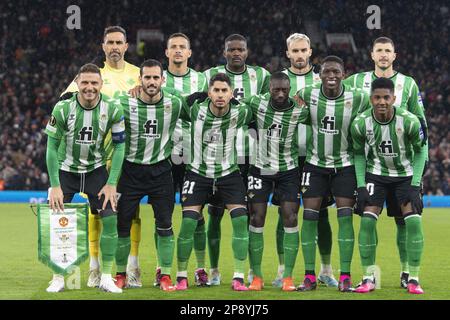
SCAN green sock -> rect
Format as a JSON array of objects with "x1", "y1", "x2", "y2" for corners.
[
  {"x1": 405, "y1": 215, "x2": 424, "y2": 279},
  {"x1": 283, "y1": 227, "x2": 299, "y2": 278},
  {"x1": 154, "y1": 225, "x2": 161, "y2": 266},
  {"x1": 358, "y1": 215, "x2": 377, "y2": 277},
  {"x1": 396, "y1": 223, "x2": 409, "y2": 272},
  {"x1": 115, "y1": 236, "x2": 130, "y2": 273},
  {"x1": 301, "y1": 217, "x2": 318, "y2": 271},
  {"x1": 231, "y1": 215, "x2": 249, "y2": 275},
  {"x1": 194, "y1": 222, "x2": 206, "y2": 269},
  {"x1": 207, "y1": 207, "x2": 224, "y2": 269},
  {"x1": 276, "y1": 208, "x2": 285, "y2": 265},
  {"x1": 177, "y1": 217, "x2": 198, "y2": 272},
  {"x1": 158, "y1": 234, "x2": 175, "y2": 275},
  {"x1": 318, "y1": 208, "x2": 332, "y2": 265},
  {"x1": 100, "y1": 215, "x2": 118, "y2": 274},
  {"x1": 249, "y1": 227, "x2": 264, "y2": 277},
  {"x1": 337, "y1": 214, "x2": 354, "y2": 274}
]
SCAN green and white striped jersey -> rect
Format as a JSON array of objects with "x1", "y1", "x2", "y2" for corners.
[
  {"x1": 118, "y1": 92, "x2": 185, "y2": 165},
  {"x1": 297, "y1": 83, "x2": 371, "y2": 168},
  {"x1": 204, "y1": 65, "x2": 270, "y2": 160},
  {"x1": 163, "y1": 68, "x2": 207, "y2": 157},
  {"x1": 183, "y1": 98, "x2": 253, "y2": 178},
  {"x1": 344, "y1": 71, "x2": 426, "y2": 123},
  {"x1": 246, "y1": 93, "x2": 303, "y2": 173},
  {"x1": 45, "y1": 94, "x2": 125, "y2": 173},
  {"x1": 282, "y1": 67, "x2": 321, "y2": 157},
  {"x1": 351, "y1": 107, "x2": 424, "y2": 177}
]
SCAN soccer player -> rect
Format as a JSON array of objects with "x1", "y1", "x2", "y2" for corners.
[
  {"x1": 114, "y1": 59, "x2": 185, "y2": 291},
  {"x1": 277, "y1": 33, "x2": 337, "y2": 288},
  {"x1": 351, "y1": 77, "x2": 426, "y2": 294},
  {"x1": 156, "y1": 33, "x2": 209, "y2": 287},
  {"x1": 175, "y1": 73, "x2": 253, "y2": 291},
  {"x1": 245, "y1": 72, "x2": 303, "y2": 291},
  {"x1": 62, "y1": 26, "x2": 143, "y2": 288},
  {"x1": 295, "y1": 56, "x2": 371, "y2": 292},
  {"x1": 45, "y1": 63, "x2": 125, "y2": 293},
  {"x1": 203, "y1": 34, "x2": 270, "y2": 285},
  {"x1": 345, "y1": 36, "x2": 428, "y2": 288}
]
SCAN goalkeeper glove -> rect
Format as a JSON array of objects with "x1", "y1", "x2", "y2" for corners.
[
  {"x1": 356, "y1": 186, "x2": 370, "y2": 215},
  {"x1": 404, "y1": 185, "x2": 423, "y2": 214},
  {"x1": 59, "y1": 92, "x2": 74, "y2": 101},
  {"x1": 186, "y1": 91, "x2": 208, "y2": 106}
]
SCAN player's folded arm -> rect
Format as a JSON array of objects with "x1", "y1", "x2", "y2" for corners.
[{"x1": 108, "y1": 116, "x2": 126, "y2": 186}]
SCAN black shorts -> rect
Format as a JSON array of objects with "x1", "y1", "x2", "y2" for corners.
[
  {"x1": 238, "y1": 156, "x2": 250, "y2": 188},
  {"x1": 247, "y1": 166, "x2": 300, "y2": 203},
  {"x1": 171, "y1": 162, "x2": 186, "y2": 197},
  {"x1": 301, "y1": 163, "x2": 356, "y2": 199},
  {"x1": 365, "y1": 173, "x2": 420, "y2": 213},
  {"x1": 59, "y1": 166, "x2": 111, "y2": 213},
  {"x1": 117, "y1": 160, "x2": 174, "y2": 224},
  {"x1": 182, "y1": 170, "x2": 246, "y2": 207}
]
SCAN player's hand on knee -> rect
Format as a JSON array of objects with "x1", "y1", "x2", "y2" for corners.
[
  {"x1": 98, "y1": 184, "x2": 118, "y2": 211},
  {"x1": 128, "y1": 85, "x2": 142, "y2": 98},
  {"x1": 49, "y1": 186, "x2": 64, "y2": 212},
  {"x1": 356, "y1": 187, "x2": 370, "y2": 214},
  {"x1": 405, "y1": 185, "x2": 423, "y2": 214}
]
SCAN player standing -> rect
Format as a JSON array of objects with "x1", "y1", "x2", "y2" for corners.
[
  {"x1": 351, "y1": 77, "x2": 426, "y2": 294},
  {"x1": 156, "y1": 33, "x2": 209, "y2": 287},
  {"x1": 114, "y1": 59, "x2": 185, "y2": 291},
  {"x1": 245, "y1": 72, "x2": 303, "y2": 291},
  {"x1": 277, "y1": 33, "x2": 337, "y2": 288},
  {"x1": 45, "y1": 64, "x2": 125, "y2": 293},
  {"x1": 175, "y1": 73, "x2": 253, "y2": 291},
  {"x1": 345, "y1": 37, "x2": 428, "y2": 288},
  {"x1": 203, "y1": 34, "x2": 270, "y2": 285},
  {"x1": 295, "y1": 56, "x2": 370, "y2": 292},
  {"x1": 62, "y1": 26, "x2": 143, "y2": 288}
]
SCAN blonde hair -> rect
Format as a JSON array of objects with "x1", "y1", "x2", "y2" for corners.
[{"x1": 286, "y1": 33, "x2": 311, "y2": 49}]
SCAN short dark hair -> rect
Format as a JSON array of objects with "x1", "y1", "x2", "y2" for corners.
[
  {"x1": 225, "y1": 34, "x2": 247, "y2": 44},
  {"x1": 140, "y1": 59, "x2": 163, "y2": 76},
  {"x1": 209, "y1": 73, "x2": 231, "y2": 88},
  {"x1": 77, "y1": 63, "x2": 101, "y2": 77},
  {"x1": 371, "y1": 77, "x2": 395, "y2": 93},
  {"x1": 372, "y1": 37, "x2": 395, "y2": 50},
  {"x1": 167, "y1": 33, "x2": 190, "y2": 48},
  {"x1": 103, "y1": 26, "x2": 127, "y2": 42},
  {"x1": 270, "y1": 72, "x2": 290, "y2": 84},
  {"x1": 321, "y1": 55, "x2": 345, "y2": 70}
]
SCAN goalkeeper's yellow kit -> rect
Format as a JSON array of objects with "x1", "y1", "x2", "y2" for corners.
[{"x1": 62, "y1": 60, "x2": 142, "y2": 261}]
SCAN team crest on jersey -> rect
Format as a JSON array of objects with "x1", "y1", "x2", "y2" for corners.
[
  {"x1": 250, "y1": 74, "x2": 256, "y2": 81},
  {"x1": 164, "y1": 104, "x2": 171, "y2": 113},
  {"x1": 230, "y1": 117, "x2": 237, "y2": 127},
  {"x1": 345, "y1": 100, "x2": 352, "y2": 108},
  {"x1": 396, "y1": 127, "x2": 403, "y2": 135},
  {"x1": 101, "y1": 114, "x2": 107, "y2": 121},
  {"x1": 396, "y1": 83, "x2": 403, "y2": 91}
]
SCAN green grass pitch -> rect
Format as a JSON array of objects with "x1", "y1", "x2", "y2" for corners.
[{"x1": 1, "y1": 204, "x2": 449, "y2": 300}]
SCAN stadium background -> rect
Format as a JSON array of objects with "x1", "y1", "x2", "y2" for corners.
[{"x1": 0, "y1": 0, "x2": 449, "y2": 301}]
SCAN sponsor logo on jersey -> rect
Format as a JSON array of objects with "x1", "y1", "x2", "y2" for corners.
[
  {"x1": 143, "y1": 119, "x2": 160, "y2": 139},
  {"x1": 230, "y1": 117, "x2": 237, "y2": 127},
  {"x1": 319, "y1": 116, "x2": 339, "y2": 135},
  {"x1": 76, "y1": 126, "x2": 95, "y2": 145},
  {"x1": 378, "y1": 140, "x2": 398, "y2": 157}
]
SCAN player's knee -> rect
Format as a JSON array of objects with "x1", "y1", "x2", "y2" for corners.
[
  {"x1": 337, "y1": 207, "x2": 353, "y2": 218},
  {"x1": 182, "y1": 209, "x2": 201, "y2": 220},
  {"x1": 283, "y1": 214, "x2": 298, "y2": 228},
  {"x1": 249, "y1": 214, "x2": 264, "y2": 228},
  {"x1": 197, "y1": 216, "x2": 205, "y2": 227},
  {"x1": 230, "y1": 206, "x2": 247, "y2": 219},
  {"x1": 208, "y1": 204, "x2": 225, "y2": 217},
  {"x1": 99, "y1": 208, "x2": 116, "y2": 218},
  {"x1": 303, "y1": 208, "x2": 319, "y2": 221},
  {"x1": 155, "y1": 216, "x2": 174, "y2": 237}
]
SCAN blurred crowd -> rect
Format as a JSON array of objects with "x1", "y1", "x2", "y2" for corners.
[{"x1": 0, "y1": 0, "x2": 448, "y2": 194}]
